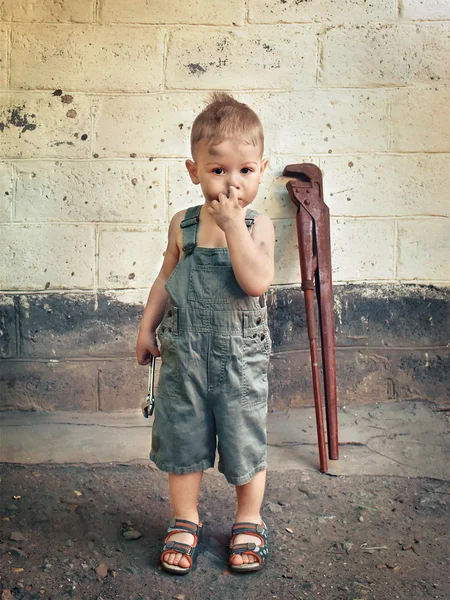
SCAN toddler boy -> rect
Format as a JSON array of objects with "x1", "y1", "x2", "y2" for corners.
[{"x1": 136, "y1": 92, "x2": 274, "y2": 573}]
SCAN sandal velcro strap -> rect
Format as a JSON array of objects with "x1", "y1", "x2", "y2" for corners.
[
  {"x1": 167, "y1": 518, "x2": 201, "y2": 536},
  {"x1": 162, "y1": 540, "x2": 193, "y2": 554},
  {"x1": 230, "y1": 542, "x2": 259, "y2": 553},
  {"x1": 232, "y1": 522, "x2": 264, "y2": 535}
]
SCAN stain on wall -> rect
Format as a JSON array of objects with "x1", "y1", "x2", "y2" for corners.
[{"x1": 0, "y1": 105, "x2": 37, "y2": 136}]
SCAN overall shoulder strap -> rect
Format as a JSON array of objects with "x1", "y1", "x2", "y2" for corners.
[
  {"x1": 180, "y1": 205, "x2": 201, "y2": 254},
  {"x1": 245, "y1": 208, "x2": 260, "y2": 233}
]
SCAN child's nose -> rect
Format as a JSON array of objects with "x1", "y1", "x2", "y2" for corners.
[{"x1": 227, "y1": 175, "x2": 240, "y2": 189}]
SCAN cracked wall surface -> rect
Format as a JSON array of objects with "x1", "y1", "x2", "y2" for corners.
[{"x1": 0, "y1": 0, "x2": 449, "y2": 410}]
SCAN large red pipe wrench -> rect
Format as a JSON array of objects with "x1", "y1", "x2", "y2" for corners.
[{"x1": 283, "y1": 163, "x2": 339, "y2": 473}]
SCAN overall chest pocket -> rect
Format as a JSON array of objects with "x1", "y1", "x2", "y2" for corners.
[{"x1": 188, "y1": 266, "x2": 246, "y2": 304}]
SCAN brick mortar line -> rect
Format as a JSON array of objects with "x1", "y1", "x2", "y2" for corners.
[
  {"x1": 271, "y1": 280, "x2": 450, "y2": 287},
  {"x1": 1, "y1": 344, "x2": 449, "y2": 365},
  {"x1": 0, "y1": 286, "x2": 447, "y2": 295},
  {"x1": 233, "y1": 19, "x2": 450, "y2": 25},
  {"x1": 2, "y1": 20, "x2": 450, "y2": 27},
  {"x1": 2, "y1": 153, "x2": 450, "y2": 163},
  {"x1": 1, "y1": 155, "x2": 450, "y2": 164},
  {"x1": 1, "y1": 279, "x2": 449, "y2": 295},
  {"x1": 2, "y1": 285, "x2": 449, "y2": 298},
  {"x1": 10, "y1": 162, "x2": 17, "y2": 221},
  {"x1": 2, "y1": 86, "x2": 448, "y2": 96},
  {"x1": 313, "y1": 84, "x2": 450, "y2": 90},
  {"x1": 386, "y1": 94, "x2": 392, "y2": 152},
  {"x1": 3, "y1": 216, "x2": 450, "y2": 227},
  {"x1": 89, "y1": 100, "x2": 95, "y2": 158},
  {"x1": 164, "y1": 163, "x2": 169, "y2": 225},
  {"x1": 272, "y1": 345, "x2": 450, "y2": 357},
  {"x1": 13, "y1": 296, "x2": 20, "y2": 358},
  {"x1": 6, "y1": 24, "x2": 11, "y2": 89},
  {"x1": 393, "y1": 220, "x2": 399, "y2": 280},
  {"x1": 93, "y1": 224, "x2": 99, "y2": 305},
  {"x1": 315, "y1": 34, "x2": 322, "y2": 88},
  {"x1": 162, "y1": 30, "x2": 169, "y2": 92},
  {"x1": 0, "y1": 222, "x2": 165, "y2": 227},
  {"x1": 2, "y1": 152, "x2": 450, "y2": 162}
]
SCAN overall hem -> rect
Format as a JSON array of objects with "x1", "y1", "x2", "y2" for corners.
[
  {"x1": 221, "y1": 458, "x2": 268, "y2": 486},
  {"x1": 149, "y1": 453, "x2": 214, "y2": 475}
]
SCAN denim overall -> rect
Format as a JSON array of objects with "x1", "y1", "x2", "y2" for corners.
[{"x1": 150, "y1": 205, "x2": 271, "y2": 485}]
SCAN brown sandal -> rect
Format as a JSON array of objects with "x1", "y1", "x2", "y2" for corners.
[{"x1": 160, "y1": 518, "x2": 202, "y2": 575}]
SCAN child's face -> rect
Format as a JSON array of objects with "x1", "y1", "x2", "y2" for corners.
[{"x1": 186, "y1": 138, "x2": 268, "y2": 208}]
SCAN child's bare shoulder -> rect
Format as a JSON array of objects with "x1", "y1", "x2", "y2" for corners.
[
  {"x1": 251, "y1": 213, "x2": 275, "y2": 254},
  {"x1": 167, "y1": 208, "x2": 190, "y2": 252},
  {"x1": 252, "y1": 213, "x2": 275, "y2": 237}
]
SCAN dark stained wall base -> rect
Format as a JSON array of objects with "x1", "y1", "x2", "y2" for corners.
[{"x1": 0, "y1": 284, "x2": 448, "y2": 411}]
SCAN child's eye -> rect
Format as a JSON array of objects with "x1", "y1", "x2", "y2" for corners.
[
  {"x1": 212, "y1": 168, "x2": 223, "y2": 175},
  {"x1": 241, "y1": 168, "x2": 253, "y2": 174}
]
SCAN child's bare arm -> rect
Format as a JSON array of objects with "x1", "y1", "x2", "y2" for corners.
[
  {"x1": 136, "y1": 213, "x2": 183, "y2": 364},
  {"x1": 208, "y1": 186, "x2": 275, "y2": 296}
]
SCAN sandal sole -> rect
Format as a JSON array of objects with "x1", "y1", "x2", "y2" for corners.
[
  {"x1": 230, "y1": 562, "x2": 263, "y2": 572},
  {"x1": 161, "y1": 561, "x2": 192, "y2": 575}
]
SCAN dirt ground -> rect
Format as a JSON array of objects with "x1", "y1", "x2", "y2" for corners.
[{"x1": 0, "y1": 464, "x2": 448, "y2": 600}]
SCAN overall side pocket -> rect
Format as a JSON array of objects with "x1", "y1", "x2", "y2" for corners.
[
  {"x1": 241, "y1": 326, "x2": 271, "y2": 411},
  {"x1": 156, "y1": 310, "x2": 181, "y2": 400}
]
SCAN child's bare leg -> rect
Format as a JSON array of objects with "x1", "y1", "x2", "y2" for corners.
[
  {"x1": 231, "y1": 469, "x2": 266, "y2": 565},
  {"x1": 163, "y1": 471, "x2": 203, "y2": 568}
]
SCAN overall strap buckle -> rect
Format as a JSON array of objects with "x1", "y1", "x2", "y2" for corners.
[{"x1": 180, "y1": 206, "x2": 201, "y2": 254}]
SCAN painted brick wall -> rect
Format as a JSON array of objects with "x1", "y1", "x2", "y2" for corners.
[{"x1": 0, "y1": 0, "x2": 449, "y2": 410}]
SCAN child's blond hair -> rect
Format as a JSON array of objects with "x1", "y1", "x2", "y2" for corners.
[{"x1": 190, "y1": 92, "x2": 264, "y2": 159}]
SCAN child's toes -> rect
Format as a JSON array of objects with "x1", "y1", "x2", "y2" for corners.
[
  {"x1": 230, "y1": 554, "x2": 243, "y2": 565},
  {"x1": 178, "y1": 554, "x2": 191, "y2": 568}
]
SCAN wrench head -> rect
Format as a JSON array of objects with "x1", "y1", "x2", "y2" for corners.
[
  {"x1": 141, "y1": 400, "x2": 150, "y2": 418},
  {"x1": 283, "y1": 163, "x2": 322, "y2": 183},
  {"x1": 284, "y1": 163, "x2": 324, "y2": 209}
]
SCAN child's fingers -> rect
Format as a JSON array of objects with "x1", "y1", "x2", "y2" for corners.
[
  {"x1": 226, "y1": 186, "x2": 240, "y2": 207},
  {"x1": 136, "y1": 345, "x2": 160, "y2": 364},
  {"x1": 136, "y1": 349, "x2": 151, "y2": 365}
]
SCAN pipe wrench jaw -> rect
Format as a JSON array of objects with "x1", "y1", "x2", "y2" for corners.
[
  {"x1": 285, "y1": 180, "x2": 312, "y2": 211},
  {"x1": 283, "y1": 164, "x2": 317, "y2": 211}
]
